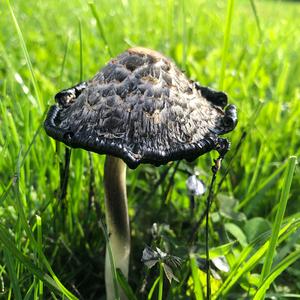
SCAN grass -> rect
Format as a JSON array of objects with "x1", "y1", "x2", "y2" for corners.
[{"x1": 0, "y1": 0, "x2": 300, "y2": 299}]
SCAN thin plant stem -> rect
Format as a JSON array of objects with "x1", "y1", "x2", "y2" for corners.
[
  {"x1": 164, "y1": 160, "x2": 181, "y2": 204},
  {"x1": 217, "y1": 131, "x2": 247, "y2": 192},
  {"x1": 147, "y1": 277, "x2": 160, "y2": 300},
  {"x1": 188, "y1": 156, "x2": 223, "y2": 245},
  {"x1": 59, "y1": 148, "x2": 71, "y2": 202},
  {"x1": 205, "y1": 153, "x2": 226, "y2": 300},
  {"x1": 158, "y1": 262, "x2": 164, "y2": 300},
  {"x1": 205, "y1": 169, "x2": 218, "y2": 300}
]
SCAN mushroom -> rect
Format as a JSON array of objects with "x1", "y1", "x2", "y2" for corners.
[{"x1": 44, "y1": 47, "x2": 237, "y2": 299}]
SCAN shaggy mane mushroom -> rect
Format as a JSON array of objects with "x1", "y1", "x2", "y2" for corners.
[{"x1": 44, "y1": 47, "x2": 237, "y2": 299}]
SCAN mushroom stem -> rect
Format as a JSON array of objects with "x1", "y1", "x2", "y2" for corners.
[{"x1": 104, "y1": 155, "x2": 130, "y2": 300}]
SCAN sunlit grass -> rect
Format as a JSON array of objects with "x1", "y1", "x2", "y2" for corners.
[{"x1": 0, "y1": 0, "x2": 300, "y2": 298}]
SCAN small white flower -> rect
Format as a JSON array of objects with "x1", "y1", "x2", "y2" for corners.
[{"x1": 186, "y1": 175, "x2": 206, "y2": 196}]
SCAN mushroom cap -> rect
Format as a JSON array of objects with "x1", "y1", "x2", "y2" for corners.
[{"x1": 44, "y1": 47, "x2": 237, "y2": 169}]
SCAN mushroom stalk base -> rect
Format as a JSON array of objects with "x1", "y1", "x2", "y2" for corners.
[{"x1": 104, "y1": 156, "x2": 130, "y2": 300}]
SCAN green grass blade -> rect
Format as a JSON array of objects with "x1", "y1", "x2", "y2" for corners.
[
  {"x1": 7, "y1": 0, "x2": 43, "y2": 112},
  {"x1": 116, "y1": 269, "x2": 138, "y2": 300},
  {"x1": 88, "y1": 2, "x2": 113, "y2": 57},
  {"x1": 247, "y1": 145, "x2": 264, "y2": 195},
  {"x1": 254, "y1": 249, "x2": 300, "y2": 300},
  {"x1": 237, "y1": 160, "x2": 288, "y2": 210},
  {"x1": 12, "y1": 153, "x2": 78, "y2": 300},
  {"x1": 199, "y1": 242, "x2": 236, "y2": 259},
  {"x1": 259, "y1": 156, "x2": 297, "y2": 289},
  {"x1": 190, "y1": 254, "x2": 204, "y2": 300},
  {"x1": 99, "y1": 219, "x2": 120, "y2": 300},
  {"x1": 36, "y1": 215, "x2": 44, "y2": 299},
  {"x1": 24, "y1": 282, "x2": 34, "y2": 300},
  {"x1": 78, "y1": 19, "x2": 83, "y2": 82},
  {"x1": 0, "y1": 114, "x2": 45, "y2": 206},
  {"x1": 3, "y1": 249, "x2": 22, "y2": 300},
  {"x1": 0, "y1": 225, "x2": 61, "y2": 295},
  {"x1": 213, "y1": 219, "x2": 300, "y2": 299},
  {"x1": 181, "y1": 0, "x2": 187, "y2": 71},
  {"x1": 219, "y1": 0, "x2": 235, "y2": 90},
  {"x1": 58, "y1": 34, "x2": 70, "y2": 87},
  {"x1": 249, "y1": 0, "x2": 262, "y2": 38}
]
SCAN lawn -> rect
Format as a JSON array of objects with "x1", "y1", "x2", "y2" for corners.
[{"x1": 0, "y1": 0, "x2": 300, "y2": 299}]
